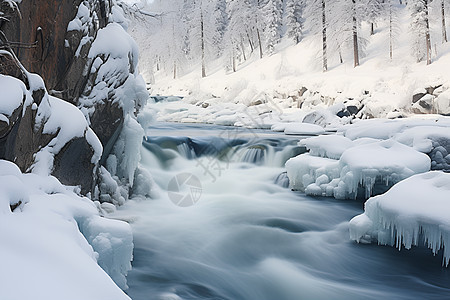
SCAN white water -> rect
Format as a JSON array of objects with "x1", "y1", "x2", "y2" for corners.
[{"x1": 114, "y1": 123, "x2": 450, "y2": 300}]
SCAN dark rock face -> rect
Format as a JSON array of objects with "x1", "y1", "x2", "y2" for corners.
[
  {"x1": 0, "y1": 0, "x2": 127, "y2": 194},
  {"x1": 0, "y1": 105, "x2": 39, "y2": 173},
  {"x1": 52, "y1": 137, "x2": 96, "y2": 193},
  {"x1": 412, "y1": 92, "x2": 426, "y2": 103},
  {"x1": 0, "y1": 0, "x2": 83, "y2": 91}
]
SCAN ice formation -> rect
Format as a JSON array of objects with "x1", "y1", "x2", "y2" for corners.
[
  {"x1": 286, "y1": 118, "x2": 450, "y2": 199},
  {"x1": 0, "y1": 160, "x2": 132, "y2": 299},
  {"x1": 349, "y1": 171, "x2": 450, "y2": 266}
]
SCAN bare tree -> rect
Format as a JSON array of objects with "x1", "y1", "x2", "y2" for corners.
[{"x1": 442, "y1": 0, "x2": 448, "y2": 43}]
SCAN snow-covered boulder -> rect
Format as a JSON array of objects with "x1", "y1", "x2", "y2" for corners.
[
  {"x1": 0, "y1": 73, "x2": 102, "y2": 194},
  {"x1": 0, "y1": 159, "x2": 133, "y2": 298},
  {"x1": 394, "y1": 126, "x2": 450, "y2": 172},
  {"x1": 299, "y1": 135, "x2": 354, "y2": 160},
  {"x1": 286, "y1": 134, "x2": 431, "y2": 199},
  {"x1": 284, "y1": 123, "x2": 325, "y2": 135},
  {"x1": 349, "y1": 171, "x2": 450, "y2": 266}
]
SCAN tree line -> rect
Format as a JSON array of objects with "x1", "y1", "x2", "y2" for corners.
[{"x1": 134, "y1": 0, "x2": 449, "y2": 78}]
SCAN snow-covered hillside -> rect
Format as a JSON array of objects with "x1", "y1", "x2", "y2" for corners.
[{"x1": 128, "y1": 2, "x2": 450, "y2": 122}]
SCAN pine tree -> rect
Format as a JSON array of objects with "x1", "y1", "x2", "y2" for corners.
[
  {"x1": 410, "y1": 0, "x2": 432, "y2": 64},
  {"x1": 364, "y1": 0, "x2": 385, "y2": 35},
  {"x1": 304, "y1": 0, "x2": 328, "y2": 71},
  {"x1": 285, "y1": 0, "x2": 304, "y2": 44},
  {"x1": 262, "y1": 0, "x2": 283, "y2": 54}
]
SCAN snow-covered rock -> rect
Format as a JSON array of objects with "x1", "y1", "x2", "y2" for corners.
[
  {"x1": 0, "y1": 73, "x2": 102, "y2": 194},
  {"x1": 0, "y1": 160, "x2": 132, "y2": 299},
  {"x1": 286, "y1": 117, "x2": 450, "y2": 201},
  {"x1": 283, "y1": 123, "x2": 325, "y2": 135},
  {"x1": 349, "y1": 171, "x2": 450, "y2": 266},
  {"x1": 299, "y1": 135, "x2": 354, "y2": 160}
]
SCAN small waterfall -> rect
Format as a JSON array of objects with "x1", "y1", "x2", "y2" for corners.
[
  {"x1": 274, "y1": 172, "x2": 290, "y2": 188},
  {"x1": 177, "y1": 142, "x2": 196, "y2": 159},
  {"x1": 239, "y1": 146, "x2": 266, "y2": 165}
]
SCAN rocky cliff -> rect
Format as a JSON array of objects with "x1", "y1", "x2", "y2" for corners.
[{"x1": 0, "y1": 0, "x2": 148, "y2": 196}]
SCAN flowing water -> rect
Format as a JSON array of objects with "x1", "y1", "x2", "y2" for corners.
[{"x1": 115, "y1": 122, "x2": 450, "y2": 300}]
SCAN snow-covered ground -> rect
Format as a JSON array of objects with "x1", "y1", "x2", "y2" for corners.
[{"x1": 0, "y1": 160, "x2": 132, "y2": 300}]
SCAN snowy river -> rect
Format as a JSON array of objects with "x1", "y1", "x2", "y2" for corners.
[{"x1": 115, "y1": 123, "x2": 450, "y2": 300}]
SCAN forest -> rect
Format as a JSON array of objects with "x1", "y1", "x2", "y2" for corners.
[{"x1": 134, "y1": 0, "x2": 449, "y2": 78}]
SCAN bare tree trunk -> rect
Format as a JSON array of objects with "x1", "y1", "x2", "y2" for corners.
[
  {"x1": 389, "y1": 3, "x2": 393, "y2": 59},
  {"x1": 425, "y1": 0, "x2": 431, "y2": 65},
  {"x1": 246, "y1": 30, "x2": 254, "y2": 53},
  {"x1": 257, "y1": 27, "x2": 263, "y2": 59},
  {"x1": 240, "y1": 35, "x2": 247, "y2": 61},
  {"x1": 370, "y1": 23, "x2": 374, "y2": 35},
  {"x1": 232, "y1": 50, "x2": 236, "y2": 72},
  {"x1": 352, "y1": 0, "x2": 359, "y2": 67},
  {"x1": 173, "y1": 61, "x2": 176, "y2": 79},
  {"x1": 200, "y1": 10, "x2": 206, "y2": 77},
  {"x1": 442, "y1": 0, "x2": 448, "y2": 43},
  {"x1": 322, "y1": 0, "x2": 327, "y2": 72}
]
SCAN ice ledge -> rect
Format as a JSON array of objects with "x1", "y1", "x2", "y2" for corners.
[{"x1": 349, "y1": 171, "x2": 450, "y2": 266}]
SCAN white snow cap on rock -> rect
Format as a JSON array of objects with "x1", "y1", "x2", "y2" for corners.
[
  {"x1": 32, "y1": 95, "x2": 102, "y2": 176},
  {"x1": 349, "y1": 171, "x2": 450, "y2": 266},
  {"x1": 286, "y1": 138, "x2": 430, "y2": 199},
  {"x1": 0, "y1": 160, "x2": 133, "y2": 299},
  {"x1": 286, "y1": 117, "x2": 450, "y2": 199}
]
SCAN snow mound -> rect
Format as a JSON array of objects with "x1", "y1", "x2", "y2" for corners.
[
  {"x1": 284, "y1": 123, "x2": 325, "y2": 135},
  {"x1": 286, "y1": 137, "x2": 430, "y2": 199},
  {"x1": 349, "y1": 171, "x2": 450, "y2": 266},
  {"x1": 299, "y1": 135, "x2": 354, "y2": 159},
  {"x1": 0, "y1": 160, "x2": 132, "y2": 299},
  {"x1": 285, "y1": 118, "x2": 450, "y2": 199}
]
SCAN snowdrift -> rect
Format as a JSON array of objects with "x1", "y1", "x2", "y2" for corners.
[{"x1": 0, "y1": 160, "x2": 133, "y2": 299}]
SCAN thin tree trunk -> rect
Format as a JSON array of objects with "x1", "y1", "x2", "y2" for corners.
[
  {"x1": 173, "y1": 61, "x2": 176, "y2": 79},
  {"x1": 246, "y1": 30, "x2": 254, "y2": 53},
  {"x1": 232, "y1": 49, "x2": 236, "y2": 72},
  {"x1": 257, "y1": 27, "x2": 263, "y2": 59},
  {"x1": 322, "y1": 0, "x2": 327, "y2": 72},
  {"x1": 201, "y1": 10, "x2": 206, "y2": 77},
  {"x1": 389, "y1": 3, "x2": 393, "y2": 59},
  {"x1": 425, "y1": 0, "x2": 431, "y2": 65},
  {"x1": 352, "y1": 0, "x2": 359, "y2": 67},
  {"x1": 370, "y1": 23, "x2": 374, "y2": 35},
  {"x1": 442, "y1": 0, "x2": 448, "y2": 43},
  {"x1": 240, "y1": 35, "x2": 247, "y2": 61}
]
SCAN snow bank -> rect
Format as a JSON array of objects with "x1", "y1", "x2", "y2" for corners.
[
  {"x1": 287, "y1": 138, "x2": 430, "y2": 199},
  {"x1": 286, "y1": 117, "x2": 450, "y2": 199},
  {"x1": 0, "y1": 160, "x2": 132, "y2": 299},
  {"x1": 283, "y1": 123, "x2": 325, "y2": 135},
  {"x1": 299, "y1": 135, "x2": 354, "y2": 160},
  {"x1": 349, "y1": 171, "x2": 450, "y2": 266}
]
